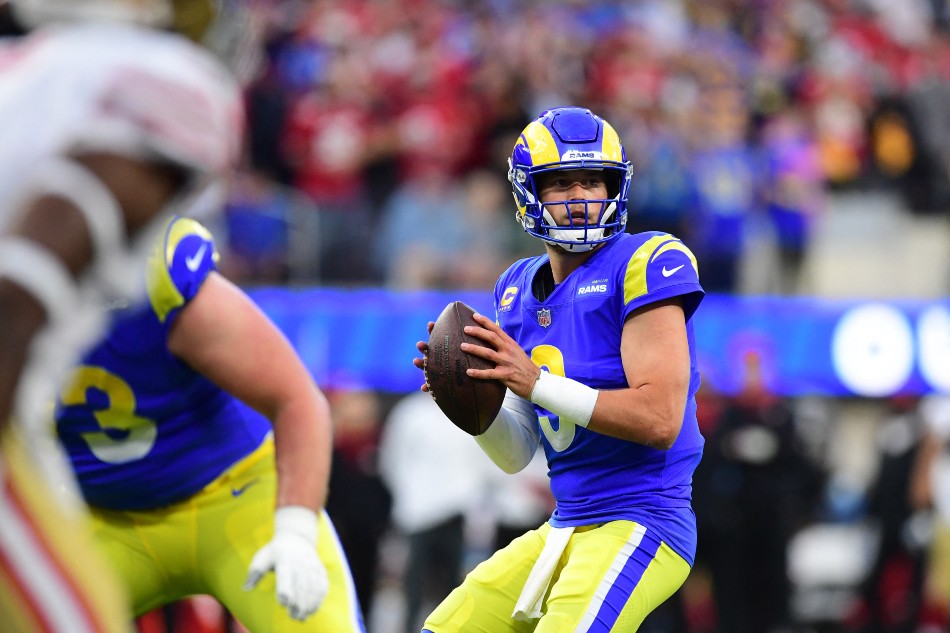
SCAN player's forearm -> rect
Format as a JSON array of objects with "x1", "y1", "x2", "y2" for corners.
[
  {"x1": 0, "y1": 281, "x2": 46, "y2": 431},
  {"x1": 271, "y1": 390, "x2": 333, "y2": 511},
  {"x1": 0, "y1": 197, "x2": 92, "y2": 431},
  {"x1": 530, "y1": 370, "x2": 684, "y2": 448},
  {"x1": 588, "y1": 386, "x2": 684, "y2": 449}
]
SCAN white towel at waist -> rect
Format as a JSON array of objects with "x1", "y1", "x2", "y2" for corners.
[{"x1": 512, "y1": 526, "x2": 574, "y2": 621}]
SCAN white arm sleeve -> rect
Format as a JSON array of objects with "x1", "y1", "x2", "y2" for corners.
[{"x1": 475, "y1": 390, "x2": 541, "y2": 474}]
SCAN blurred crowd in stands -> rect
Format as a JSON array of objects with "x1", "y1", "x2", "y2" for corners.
[{"x1": 216, "y1": 0, "x2": 950, "y2": 296}]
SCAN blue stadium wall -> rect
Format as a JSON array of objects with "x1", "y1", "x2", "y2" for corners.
[{"x1": 247, "y1": 288, "x2": 950, "y2": 397}]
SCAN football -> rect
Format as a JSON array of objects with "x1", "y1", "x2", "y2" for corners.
[{"x1": 424, "y1": 301, "x2": 506, "y2": 436}]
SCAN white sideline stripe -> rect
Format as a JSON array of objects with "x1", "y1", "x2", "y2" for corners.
[
  {"x1": 574, "y1": 523, "x2": 647, "y2": 633},
  {"x1": 0, "y1": 485, "x2": 97, "y2": 633}
]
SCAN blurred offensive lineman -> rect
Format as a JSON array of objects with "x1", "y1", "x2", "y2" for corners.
[
  {"x1": 0, "y1": 1, "x2": 243, "y2": 630},
  {"x1": 55, "y1": 216, "x2": 366, "y2": 631},
  {"x1": 414, "y1": 107, "x2": 706, "y2": 632}
]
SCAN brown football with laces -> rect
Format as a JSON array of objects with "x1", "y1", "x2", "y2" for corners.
[{"x1": 424, "y1": 301, "x2": 506, "y2": 435}]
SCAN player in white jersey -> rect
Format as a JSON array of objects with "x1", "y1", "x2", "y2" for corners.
[
  {"x1": 416, "y1": 107, "x2": 705, "y2": 632},
  {"x1": 0, "y1": 1, "x2": 243, "y2": 630}
]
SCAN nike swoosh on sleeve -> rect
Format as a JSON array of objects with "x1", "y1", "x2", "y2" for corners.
[
  {"x1": 185, "y1": 243, "x2": 208, "y2": 271},
  {"x1": 661, "y1": 264, "x2": 684, "y2": 277}
]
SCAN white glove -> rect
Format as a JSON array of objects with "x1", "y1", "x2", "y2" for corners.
[{"x1": 243, "y1": 506, "x2": 329, "y2": 621}]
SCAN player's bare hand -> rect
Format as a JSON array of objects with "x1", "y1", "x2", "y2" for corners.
[
  {"x1": 413, "y1": 321, "x2": 436, "y2": 392},
  {"x1": 461, "y1": 312, "x2": 541, "y2": 399}
]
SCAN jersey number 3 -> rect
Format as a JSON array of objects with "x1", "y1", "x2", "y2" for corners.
[{"x1": 60, "y1": 366, "x2": 157, "y2": 464}]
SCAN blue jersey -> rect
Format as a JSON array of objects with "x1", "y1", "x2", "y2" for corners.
[
  {"x1": 56, "y1": 217, "x2": 272, "y2": 510},
  {"x1": 494, "y1": 232, "x2": 705, "y2": 564}
]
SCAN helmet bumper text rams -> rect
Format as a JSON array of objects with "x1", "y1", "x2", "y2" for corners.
[{"x1": 508, "y1": 107, "x2": 633, "y2": 252}]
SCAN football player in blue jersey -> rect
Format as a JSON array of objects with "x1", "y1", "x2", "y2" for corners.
[
  {"x1": 414, "y1": 107, "x2": 706, "y2": 632},
  {"x1": 54, "y1": 216, "x2": 366, "y2": 632}
]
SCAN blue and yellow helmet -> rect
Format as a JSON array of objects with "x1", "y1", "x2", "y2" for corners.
[{"x1": 509, "y1": 107, "x2": 632, "y2": 252}]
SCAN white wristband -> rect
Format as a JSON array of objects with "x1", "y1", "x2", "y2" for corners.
[
  {"x1": 275, "y1": 506, "x2": 319, "y2": 544},
  {"x1": 529, "y1": 370, "x2": 598, "y2": 428}
]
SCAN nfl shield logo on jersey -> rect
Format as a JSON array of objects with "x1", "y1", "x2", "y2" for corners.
[{"x1": 537, "y1": 308, "x2": 552, "y2": 328}]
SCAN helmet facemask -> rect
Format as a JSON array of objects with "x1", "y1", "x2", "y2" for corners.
[
  {"x1": 541, "y1": 198, "x2": 618, "y2": 253},
  {"x1": 510, "y1": 158, "x2": 631, "y2": 253}
]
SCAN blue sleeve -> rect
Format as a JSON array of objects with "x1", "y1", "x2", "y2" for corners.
[
  {"x1": 619, "y1": 233, "x2": 704, "y2": 322},
  {"x1": 145, "y1": 216, "x2": 219, "y2": 328}
]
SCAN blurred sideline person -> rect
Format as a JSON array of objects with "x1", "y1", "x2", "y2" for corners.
[
  {"x1": 691, "y1": 351, "x2": 822, "y2": 633},
  {"x1": 378, "y1": 390, "x2": 495, "y2": 633},
  {"x1": 0, "y1": 0, "x2": 243, "y2": 630},
  {"x1": 325, "y1": 387, "x2": 392, "y2": 618},
  {"x1": 414, "y1": 107, "x2": 705, "y2": 632},
  {"x1": 912, "y1": 395, "x2": 950, "y2": 629},
  {"x1": 55, "y1": 216, "x2": 367, "y2": 632},
  {"x1": 487, "y1": 448, "x2": 553, "y2": 553}
]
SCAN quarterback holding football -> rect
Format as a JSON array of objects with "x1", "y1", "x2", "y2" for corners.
[{"x1": 415, "y1": 107, "x2": 706, "y2": 632}]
